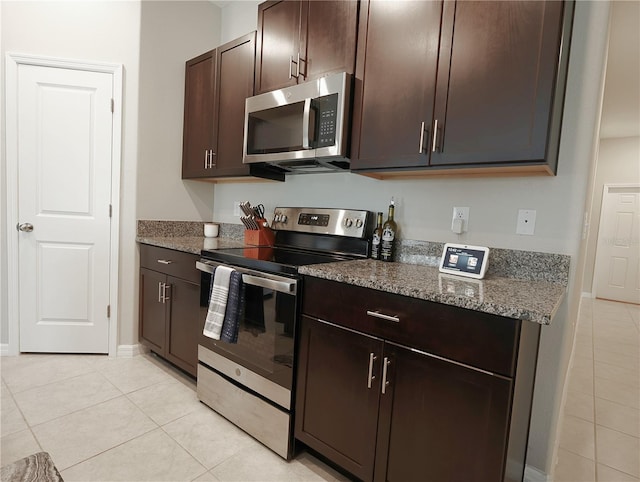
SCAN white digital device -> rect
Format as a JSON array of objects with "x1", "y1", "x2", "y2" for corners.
[{"x1": 439, "y1": 243, "x2": 490, "y2": 280}]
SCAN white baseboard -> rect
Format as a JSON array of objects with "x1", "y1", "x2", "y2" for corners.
[
  {"x1": 0, "y1": 344, "x2": 10, "y2": 356},
  {"x1": 524, "y1": 465, "x2": 549, "y2": 482},
  {"x1": 116, "y1": 344, "x2": 148, "y2": 357}
]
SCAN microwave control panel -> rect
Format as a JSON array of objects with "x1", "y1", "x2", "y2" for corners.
[{"x1": 314, "y1": 93, "x2": 338, "y2": 148}]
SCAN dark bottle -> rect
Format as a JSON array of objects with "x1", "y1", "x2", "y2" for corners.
[
  {"x1": 371, "y1": 212, "x2": 383, "y2": 259},
  {"x1": 380, "y1": 199, "x2": 397, "y2": 262}
]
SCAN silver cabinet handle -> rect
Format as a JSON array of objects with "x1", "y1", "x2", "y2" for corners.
[
  {"x1": 381, "y1": 357, "x2": 391, "y2": 394},
  {"x1": 158, "y1": 281, "x2": 163, "y2": 303},
  {"x1": 17, "y1": 223, "x2": 34, "y2": 232},
  {"x1": 419, "y1": 121, "x2": 425, "y2": 154},
  {"x1": 204, "y1": 150, "x2": 208, "y2": 169},
  {"x1": 432, "y1": 119, "x2": 439, "y2": 152},
  {"x1": 367, "y1": 353, "x2": 377, "y2": 389},
  {"x1": 162, "y1": 283, "x2": 170, "y2": 302},
  {"x1": 209, "y1": 149, "x2": 215, "y2": 169},
  {"x1": 289, "y1": 55, "x2": 294, "y2": 80},
  {"x1": 366, "y1": 310, "x2": 400, "y2": 323},
  {"x1": 296, "y1": 52, "x2": 302, "y2": 79},
  {"x1": 157, "y1": 259, "x2": 172, "y2": 265}
]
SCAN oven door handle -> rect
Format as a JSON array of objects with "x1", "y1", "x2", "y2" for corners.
[{"x1": 196, "y1": 260, "x2": 297, "y2": 295}]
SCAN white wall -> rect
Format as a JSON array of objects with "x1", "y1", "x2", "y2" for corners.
[
  {"x1": 136, "y1": 1, "x2": 221, "y2": 222},
  {"x1": 214, "y1": 1, "x2": 611, "y2": 476},
  {"x1": 220, "y1": 0, "x2": 260, "y2": 44},
  {"x1": 583, "y1": 136, "x2": 640, "y2": 294},
  {"x1": 0, "y1": 0, "x2": 142, "y2": 348}
]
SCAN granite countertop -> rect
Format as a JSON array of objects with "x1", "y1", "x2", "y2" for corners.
[
  {"x1": 136, "y1": 236, "x2": 245, "y2": 255},
  {"x1": 299, "y1": 259, "x2": 566, "y2": 325},
  {"x1": 136, "y1": 220, "x2": 567, "y2": 325}
]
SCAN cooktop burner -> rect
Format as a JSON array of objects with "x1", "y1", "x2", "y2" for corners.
[{"x1": 201, "y1": 246, "x2": 354, "y2": 275}]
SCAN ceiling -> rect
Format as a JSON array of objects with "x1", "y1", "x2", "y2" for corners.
[{"x1": 599, "y1": 1, "x2": 640, "y2": 139}]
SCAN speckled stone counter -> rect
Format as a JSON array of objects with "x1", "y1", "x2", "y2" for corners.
[
  {"x1": 136, "y1": 220, "x2": 246, "y2": 254},
  {"x1": 136, "y1": 235, "x2": 245, "y2": 255},
  {"x1": 299, "y1": 259, "x2": 566, "y2": 325}
]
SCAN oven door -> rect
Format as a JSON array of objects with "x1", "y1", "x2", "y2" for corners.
[{"x1": 196, "y1": 260, "x2": 299, "y2": 401}]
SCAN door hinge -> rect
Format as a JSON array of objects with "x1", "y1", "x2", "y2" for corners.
[
  {"x1": 107, "y1": 305, "x2": 111, "y2": 318},
  {"x1": 109, "y1": 204, "x2": 112, "y2": 218},
  {"x1": 110, "y1": 98, "x2": 114, "y2": 113}
]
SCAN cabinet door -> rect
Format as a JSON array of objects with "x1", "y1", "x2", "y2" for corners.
[
  {"x1": 212, "y1": 32, "x2": 255, "y2": 177},
  {"x1": 350, "y1": 0, "x2": 442, "y2": 169},
  {"x1": 300, "y1": 0, "x2": 358, "y2": 81},
  {"x1": 255, "y1": 0, "x2": 302, "y2": 94},
  {"x1": 431, "y1": 1, "x2": 565, "y2": 167},
  {"x1": 139, "y1": 268, "x2": 167, "y2": 354},
  {"x1": 165, "y1": 276, "x2": 200, "y2": 377},
  {"x1": 295, "y1": 316, "x2": 383, "y2": 481},
  {"x1": 182, "y1": 50, "x2": 216, "y2": 178},
  {"x1": 374, "y1": 343, "x2": 512, "y2": 482}
]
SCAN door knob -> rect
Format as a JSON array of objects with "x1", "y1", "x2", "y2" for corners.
[{"x1": 17, "y1": 223, "x2": 34, "y2": 232}]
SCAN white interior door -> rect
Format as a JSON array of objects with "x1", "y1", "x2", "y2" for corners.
[
  {"x1": 593, "y1": 185, "x2": 640, "y2": 304},
  {"x1": 16, "y1": 63, "x2": 114, "y2": 353}
]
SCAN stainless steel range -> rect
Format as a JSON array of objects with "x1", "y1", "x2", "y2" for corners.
[{"x1": 196, "y1": 207, "x2": 373, "y2": 460}]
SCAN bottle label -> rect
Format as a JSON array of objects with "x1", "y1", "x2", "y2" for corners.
[
  {"x1": 371, "y1": 234, "x2": 381, "y2": 259},
  {"x1": 380, "y1": 227, "x2": 395, "y2": 261}
]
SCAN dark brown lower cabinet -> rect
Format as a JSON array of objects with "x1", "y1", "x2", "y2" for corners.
[
  {"x1": 139, "y1": 244, "x2": 200, "y2": 377},
  {"x1": 296, "y1": 316, "x2": 382, "y2": 481},
  {"x1": 296, "y1": 277, "x2": 541, "y2": 482},
  {"x1": 375, "y1": 343, "x2": 511, "y2": 482}
]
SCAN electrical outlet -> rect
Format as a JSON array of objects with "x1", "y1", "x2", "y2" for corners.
[
  {"x1": 451, "y1": 207, "x2": 469, "y2": 233},
  {"x1": 233, "y1": 201, "x2": 241, "y2": 217},
  {"x1": 516, "y1": 209, "x2": 536, "y2": 235}
]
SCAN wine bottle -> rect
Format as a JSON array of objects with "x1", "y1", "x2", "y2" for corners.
[
  {"x1": 380, "y1": 199, "x2": 397, "y2": 262},
  {"x1": 371, "y1": 212, "x2": 383, "y2": 259}
]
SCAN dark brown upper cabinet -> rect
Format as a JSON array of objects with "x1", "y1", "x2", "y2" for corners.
[
  {"x1": 182, "y1": 49, "x2": 216, "y2": 178},
  {"x1": 350, "y1": 0, "x2": 574, "y2": 178},
  {"x1": 182, "y1": 32, "x2": 256, "y2": 180},
  {"x1": 254, "y1": 0, "x2": 358, "y2": 95}
]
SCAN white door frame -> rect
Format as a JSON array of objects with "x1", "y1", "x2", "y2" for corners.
[
  {"x1": 592, "y1": 182, "x2": 640, "y2": 299},
  {"x1": 5, "y1": 53, "x2": 123, "y2": 356}
]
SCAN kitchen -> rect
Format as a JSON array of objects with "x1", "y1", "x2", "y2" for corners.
[{"x1": 1, "y1": 1, "x2": 639, "y2": 481}]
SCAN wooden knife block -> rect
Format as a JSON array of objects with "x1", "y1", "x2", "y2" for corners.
[{"x1": 244, "y1": 224, "x2": 275, "y2": 247}]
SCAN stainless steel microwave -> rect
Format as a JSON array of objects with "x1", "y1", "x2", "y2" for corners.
[{"x1": 243, "y1": 72, "x2": 352, "y2": 174}]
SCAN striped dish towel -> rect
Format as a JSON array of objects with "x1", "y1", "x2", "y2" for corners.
[
  {"x1": 220, "y1": 271, "x2": 244, "y2": 343},
  {"x1": 203, "y1": 265, "x2": 234, "y2": 339}
]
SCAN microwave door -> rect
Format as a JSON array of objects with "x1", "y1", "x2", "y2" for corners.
[{"x1": 244, "y1": 100, "x2": 317, "y2": 164}]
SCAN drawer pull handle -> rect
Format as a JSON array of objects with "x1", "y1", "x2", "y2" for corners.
[
  {"x1": 157, "y1": 259, "x2": 172, "y2": 265},
  {"x1": 366, "y1": 310, "x2": 400, "y2": 323},
  {"x1": 367, "y1": 353, "x2": 377, "y2": 389},
  {"x1": 381, "y1": 357, "x2": 391, "y2": 394}
]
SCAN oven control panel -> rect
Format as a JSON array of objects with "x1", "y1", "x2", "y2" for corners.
[{"x1": 272, "y1": 207, "x2": 372, "y2": 239}]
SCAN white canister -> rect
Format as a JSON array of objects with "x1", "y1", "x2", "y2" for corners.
[{"x1": 204, "y1": 223, "x2": 219, "y2": 238}]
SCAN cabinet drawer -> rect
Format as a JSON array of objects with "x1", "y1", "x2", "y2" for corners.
[
  {"x1": 302, "y1": 277, "x2": 519, "y2": 377},
  {"x1": 139, "y1": 244, "x2": 200, "y2": 284}
]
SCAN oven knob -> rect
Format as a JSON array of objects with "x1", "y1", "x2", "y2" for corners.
[
  {"x1": 344, "y1": 218, "x2": 353, "y2": 228},
  {"x1": 356, "y1": 219, "x2": 363, "y2": 228},
  {"x1": 280, "y1": 214, "x2": 288, "y2": 223},
  {"x1": 274, "y1": 214, "x2": 281, "y2": 222}
]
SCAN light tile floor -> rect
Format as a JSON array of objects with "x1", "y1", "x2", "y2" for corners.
[
  {"x1": 555, "y1": 298, "x2": 640, "y2": 482},
  {"x1": 0, "y1": 351, "x2": 349, "y2": 481},
  {"x1": 2, "y1": 297, "x2": 637, "y2": 481}
]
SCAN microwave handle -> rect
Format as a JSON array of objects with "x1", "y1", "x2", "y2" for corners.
[{"x1": 302, "y1": 98, "x2": 311, "y2": 149}]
